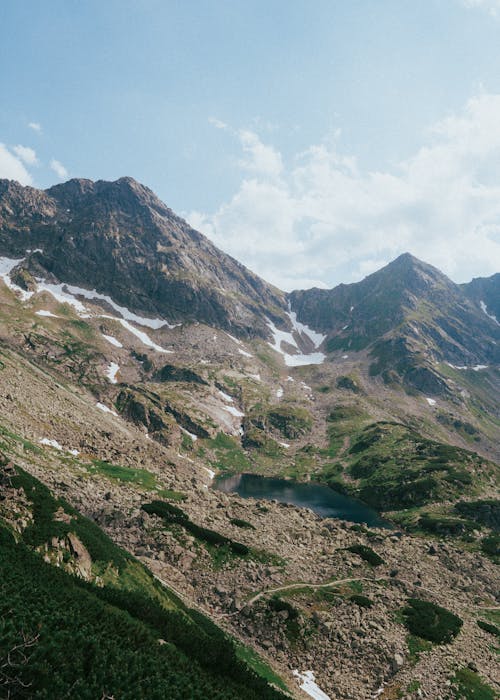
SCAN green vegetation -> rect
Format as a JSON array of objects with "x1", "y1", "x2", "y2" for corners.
[
  {"x1": 230, "y1": 518, "x2": 256, "y2": 530},
  {"x1": 267, "y1": 597, "x2": 300, "y2": 640},
  {"x1": 267, "y1": 405, "x2": 312, "y2": 439},
  {"x1": 350, "y1": 594, "x2": 373, "y2": 608},
  {"x1": 451, "y1": 667, "x2": 497, "y2": 700},
  {"x1": 156, "y1": 488, "x2": 187, "y2": 501},
  {"x1": 0, "y1": 525, "x2": 286, "y2": 699},
  {"x1": 206, "y1": 432, "x2": 252, "y2": 473},
  {"x1": 346, "y1": 544, "x2": 384, "y2": 566},
  {"x1": 417, "y1": 513, "x2": 475, "y2": 537},
  {"x1": 142, "y1": 500, "x2": 250, "y2": 556},
  {"x1": 481, "y1": 534, "x2": 500, "y2": 562},
  {"x1": 234, "y1": 643, "x2": 288, "y2": 692},
  {"x1": 402, "y1": 599, "x2": 463, "y2": 644},
  {"x1": 11, "y1": 468, "x2": 131, "y2": 570},
  {"x1": 406, "y1": 634, "x2": 433, "y2": 663},
  {"x1": 455, "y1": 500, "x2": 500, "y2": 530},
  {"x1": 477, "y1": 619, "x2": 500, "y2": 638},
  {"x1": 86, "y1": 459, "x2": 157, "y2": 490},
  {"x1": 321, "y1": 421, "x2": 492, "y2": 514}
]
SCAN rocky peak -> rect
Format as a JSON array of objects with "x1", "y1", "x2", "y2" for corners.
[{"x1": 0, "y1": 177, "x2": 286, "y2": 336}]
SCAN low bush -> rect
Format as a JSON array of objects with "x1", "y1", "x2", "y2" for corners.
[
  {"x1": 346, "y1": 544, "x2": 384, "y2": 566},
  {"x1": 141, "y1": 501, "x2": 249, "y2": 556},
  {"x1": 402, "y1": 598, "x2": 463, "y2": 644},
  {"x1": 350, "y1": 594, "x2": 373, "y2": 608}
]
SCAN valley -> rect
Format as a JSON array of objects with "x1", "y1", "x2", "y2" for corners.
[{"x1": 0, "y1": 177, "x2": 498, "y2": 700}]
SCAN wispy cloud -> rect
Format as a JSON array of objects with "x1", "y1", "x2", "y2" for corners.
[
  {"x1": 208, "y1": 117, "x2": 228, "y2": 130},
  {"x1": 188, "y1": 93, "x2": 500, "y2": 290},
  {"x1": 50, "y1": 158, "x2": 68, "y2": 180},
  {"x1": 12, "y1": 145, "x2": 38, "y2": 166},
  {"x1": 0, "y1": 144, "x2": 33, "y2": 185},
  {"x1": 28, "y1": 121, "x2": 42, "y2": 133},
  {"x1": 462, "y1": 0, "x2": 500, "y2": 16}
]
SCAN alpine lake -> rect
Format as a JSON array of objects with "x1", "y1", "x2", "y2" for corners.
[{"x1": 213, "y1": 473, "x2": 390, "y2": 528}]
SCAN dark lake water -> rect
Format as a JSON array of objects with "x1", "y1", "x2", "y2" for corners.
[{"x1": 213, "y1": 473, "x2": 389, "y2": 528}]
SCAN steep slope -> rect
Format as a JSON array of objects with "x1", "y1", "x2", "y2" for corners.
[
  {"x1": 289, "y1": 253, "x2": 499, "y2": 394},
  {"x1": 462, "y1": 273, "x2": 500, "y2": 326},
  {"x1": 0, "y1": 177, "x2": 287, "y2": 337}
]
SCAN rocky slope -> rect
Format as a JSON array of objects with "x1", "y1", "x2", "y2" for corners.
[
  {"x1": 462, "y1": 273, "x2": 500, "y2": 325},
  {"x1": 0, "y1": 177, "x2": 287, "y2": 337},
  {"x1": 289, "y1": 254, "x2": 500, "y2": 395},
  {"x1": 0, "y1": 176, "x2": 498, "y2": 700}
]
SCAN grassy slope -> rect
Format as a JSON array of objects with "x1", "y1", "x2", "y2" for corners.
[{"x1": 0, "y1": 465, "x2": 288, "y2": 699}]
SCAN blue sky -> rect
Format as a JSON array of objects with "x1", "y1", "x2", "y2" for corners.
[{"x1": 1, "y1": 0, "x2": 500, "y2": 289}]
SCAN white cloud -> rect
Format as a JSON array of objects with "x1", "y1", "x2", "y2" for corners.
[
  {"x1": 50, "y1": 158, "x2": 68, "y2": 180},
  {"x1": 237, "y1": 129, "x2": 283, "y2": 179},
  {"x1": 0, "y1": 144, "x2": 33, "y2": 185},
  {"x1": 208, "y1": 116, "x2": 228, "y2": 130},
  {"x1": 28, "y1": 121, "x2": 42, "y2": 133},
  {"x1": 462, "y1": 0, "x2": 500, "y2": 15},
  {"x1": 12, "y1": 145, "x2": 38, "y2": 166},
  {"x1": 188, "y1": 93, "x2": 500, "y2": 290}
]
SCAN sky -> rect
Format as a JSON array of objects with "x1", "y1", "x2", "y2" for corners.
[{"x1": 1, "y1": 0, "x2": 500, "y2": 290}]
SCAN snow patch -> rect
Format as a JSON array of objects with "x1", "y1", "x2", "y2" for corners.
[
  {"x1": 68, "y1": 449, "x2": 80, "y2": 456},
  {"x1": 426, "y1": 397, "x2": 436, "y2": 406},
  {"x1": 0, "y1": 256, "x2": 33, "y2": 300},
  {"x1": 342, "y1": 355, "x2": 349, "y2": 359},
  {"x1": 279, "y1": 441, "x2": 290, "y2": 448},
  {"x1": 102, "y1": 334, "x2": 123, "y2": 348},
  {"x1": 248, "y1": 373, "x2": 261, "y2": 381},
  {"x1": 52, "y1": 282, "x2": 178, "y2": 329},
  {"x1": 35, "y1": 309, "x2": 59, "y2": 318},
  {"x1": 40, "y1": 438, "x2": 63, "y2": 450},
  {"x1": 204, "y1": 467, "x2": 215, "y2": 481},
  {"x1": 238, "y1": 348, "x2": 253, "y2": 358},
  {"x1": 105, "y1": 362, "x2": 120, "y2": 384},
  {"x1": 276, "y1": 387, "x2": 283, "y2": 398},
  {"x1": 96, "y1": 402, "x2": 118, "y2": 416},
  {"x1": 266, "y1": 318, "x2": 325, "y2": 367},
  {"x1": 118, "y1": 318, "x2": 172, "y2": 354},
  {"x1": 480, "y1": 300, "x2": 499, "y2": 325},
  {"x1": 180, "y1": 427, "x2": 198, "y2": 442},
  {"x1": 225, "y1": 332, "x2": 242, "y2": 346},
  {"x1": 223, "y1": 405, "x2": 245, "y2": 418},
  {"x1": 293, "y1": 670, "x2": 331, "y2": 700},
  {"x1": 473, "y1": 364, "x2": 488, "y2": 371},
  {"x1": 218, "y1": 390, "x2": 234, "y2": 403},
  {"x1": 287, "y1": 309, "x2": 326, "y2": 349}
]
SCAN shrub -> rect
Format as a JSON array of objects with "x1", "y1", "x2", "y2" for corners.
[
  {"x1": 230, "y1": 518, "x2": 256, "y2": 530},
  {"x1": 350, "y1": 594, "x2": 373, "y2": 608},
  {"x1": 477, "y1": 619, "x2": 500, "y2": 638},
  {"x1": 346, "y1": 544, "x2": 384, "y2": 566},
  {"x1": 401, "y1": 598, "x2": 463, "y2": 644}
]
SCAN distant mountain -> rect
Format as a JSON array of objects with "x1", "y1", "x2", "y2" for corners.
[
  {"x1": 0, "y1": 177, "x2": 286, "y2": 337},
  {"x1": 289, "y1": 253, "x2": 499, "y2": 393},
  {"x1": 462, "y1": 273, "x2": 500, "y2": 326}
]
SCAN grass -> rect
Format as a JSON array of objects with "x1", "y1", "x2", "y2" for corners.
[
  {"x1": 451, "y1": 668, "x2": 497, "y2": 700},
  {"x1": 86, "y1": 459, "x2": 157, "y2": 489},
  {"x1": 407, "y1": 634, "x2": 432, "y2": 663},
  {"x1": 235, "y1": 643, "x2": 289, "y2": 692},
  {"x1": 156, "y1": 489, "x2": 187, "y2": 501},
  {"x1": 205, "y1": 432, "x2": 252, "y2": 473}
]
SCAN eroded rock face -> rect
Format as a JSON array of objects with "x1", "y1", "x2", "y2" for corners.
[{"x1": 0, "y1": 177, "x2": 287, "y2": 337}]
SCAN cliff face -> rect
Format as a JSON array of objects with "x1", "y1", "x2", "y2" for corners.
[{"x1": 0, "y1": 177, "x2": 287, "y2": 336}]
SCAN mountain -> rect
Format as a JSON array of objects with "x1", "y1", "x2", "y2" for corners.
[
  {"x1": 0, "y1": 177, "x2": 499, "y2": 700},
  {"x1": 0, "y1": 177, "x2": 287, "y2": 337},
  {"x1": 289, "y1": 253, "x2": 500, "y2": 394},
  {"x1": 462, "y1": 273, "x2": 500, "y2": 325}
]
